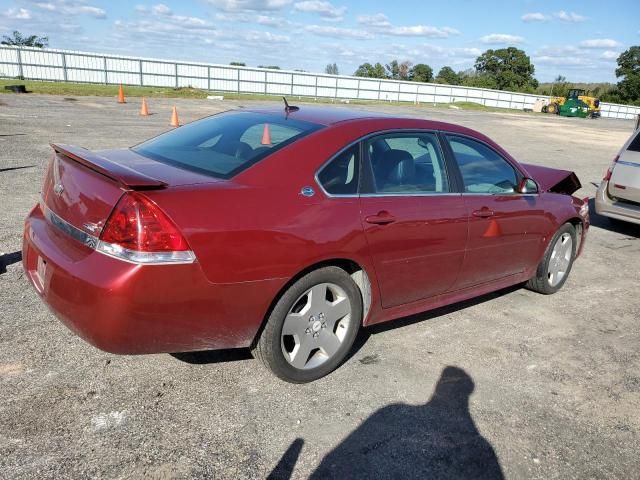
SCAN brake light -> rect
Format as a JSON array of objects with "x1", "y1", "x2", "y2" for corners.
[
  {"x1": 97, "y1": 192, "x2": 195, "y2": 264},
  {"x1": 603, "y1": 155, "x2": 619, "y2": 181}
]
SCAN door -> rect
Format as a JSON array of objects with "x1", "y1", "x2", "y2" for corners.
[
  {"x1": 444, "y1": 134, "x2": 545, "y2": 288},
  {"x1": 359, "y1": 132, "x2": 467, "y2": 308}
]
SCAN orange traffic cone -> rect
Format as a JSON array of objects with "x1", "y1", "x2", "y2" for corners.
[
  {"x1": 261, "y1": 123, "x2": 271, "y2": 145},
  {"x1": 482, "y1": 218, "x2": 502, "y2": 238},
  {"x1": 117, "y1": 84, "x2": 125, "y2": 104},
  {"x1": 140, "y1": 97, "x2": 150, "y2": 116},
  {"x1": 170, "y1": 106, "x2": 180, "y2": 127}
]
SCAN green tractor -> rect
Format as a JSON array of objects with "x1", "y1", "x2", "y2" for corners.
[
  {"x1": 558, "y1": 89, "x2": 590, "y2": 118},
  {"x1": 544, "y1": 89, "x2": 598, "y2": 118}
]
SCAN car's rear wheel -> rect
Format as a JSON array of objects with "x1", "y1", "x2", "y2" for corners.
[
  {"x1": 253, "y1": 267, "x2": 362, "y2": 383},
  {"x1": 526, "y1": 223, "x2": 577, "y2": 294}
]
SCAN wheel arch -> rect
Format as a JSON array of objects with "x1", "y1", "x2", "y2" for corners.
[{"x1": 251, "y1": 258, "x2": 373, "y2": 348}]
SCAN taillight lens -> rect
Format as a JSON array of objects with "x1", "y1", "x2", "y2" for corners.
[
  {"x1": 97, "y1": 192, "x2": 195, "y2": 264},
  {"x1": 603, "y1": 155, "x2": 619, "y2": 181}
]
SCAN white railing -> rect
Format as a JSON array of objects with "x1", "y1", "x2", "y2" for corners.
[{"x1": 1, "y1": 46, "x2": 639, "y2": 120}]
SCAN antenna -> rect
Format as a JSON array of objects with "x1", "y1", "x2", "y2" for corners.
[{"x1": 283, "y1": 96, "x2": 299, "y2": 113}]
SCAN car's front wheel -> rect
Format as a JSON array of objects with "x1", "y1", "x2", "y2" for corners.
[
  {"x1": 253, "y1": 266, "x2": 362, "y2": 383},
  {"x1": 526, "y1": 223, "x2": 577, "y2": 294}
]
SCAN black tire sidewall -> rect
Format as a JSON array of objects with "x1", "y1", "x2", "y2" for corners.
[{"x1": 261, "y1": 267, "x2": 362, "y2": 383}]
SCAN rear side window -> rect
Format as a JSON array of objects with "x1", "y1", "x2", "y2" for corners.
[
  {"x1": 446, "y1": 135, "x2": 518, "y2": 194},
  {"x1": 133, "y1": 111, "x2": 322, "y2": 179},
  {"x1": 627, "y1": 132, "x2": 640, "y2": 152},
  {"x1": 366, "y1": 132, "x2": 450, "y2": 194},
  {"x1": 317, "y1": 145, "x2": 359, "y2": 195}
]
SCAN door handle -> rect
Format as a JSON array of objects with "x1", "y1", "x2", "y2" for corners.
[
  {"x1": 365, "y1": 211, "x2": 396, "y2": 225},
  {"x1": 472, "y1": 208, "x2": 495, "y2": 218}
]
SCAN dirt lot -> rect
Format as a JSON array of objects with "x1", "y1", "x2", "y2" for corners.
[{"x1": 1, "y1": 94, "x2": 639, "y2": 479}]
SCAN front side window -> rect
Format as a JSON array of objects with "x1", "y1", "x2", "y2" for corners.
[
  {"x1": 366, "y1": 132, "x2": 450, "y2": 194},
  {"x1": 317, "y1": 145, "x2": 359, "y2": 195},
  {"x1": 446, "y1": 135, "x2": 518, "y2": 194},
  {"x1": 133, "y1": 111, "x2": 322, "y2": 179}
]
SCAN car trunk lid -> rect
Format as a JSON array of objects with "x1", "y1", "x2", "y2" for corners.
[
  {"x1": 42, "y1": 144, "x2": 220, "y2": 239},
  {"x1": 608, "y1": 150, "x2": 640, "y2": 203}
]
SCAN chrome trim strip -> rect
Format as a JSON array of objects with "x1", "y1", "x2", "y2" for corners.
[
  {"x1": 43, "y1": 203, "x2": 99, "y2": 248},
  {"x1": 41, "y1": 202, "x2": 196, "y2": 265}
]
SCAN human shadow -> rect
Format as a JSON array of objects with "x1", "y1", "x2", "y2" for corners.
[
  {"x1": 267, "y1": 438, "x2": 304, "y2": 480},
  {"x1": 307, "y1": 366, "x2": 504, "y2": 479},
  {"x1": 0, "y1": 251, "x2": 22, "y2": 275}
]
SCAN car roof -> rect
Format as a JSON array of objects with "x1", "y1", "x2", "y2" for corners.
[
  {"x1": 242, "y1": 105, "x2": 479, "y2": 136},
  {"x1": 244, "y1": 105, "x2": 392, "y2": 126}
]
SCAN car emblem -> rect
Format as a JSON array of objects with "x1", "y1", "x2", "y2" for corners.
[
  {"x1": 300, "y1": 186, "x2": 315, "y2": 197},
  {"x1": 53, "y1": 183, "x2": 64, "y2": 195}
]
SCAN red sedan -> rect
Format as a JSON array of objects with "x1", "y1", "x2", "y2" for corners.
[{"x1": 23, "y1": 104, "x2": 589, "y2": 382}]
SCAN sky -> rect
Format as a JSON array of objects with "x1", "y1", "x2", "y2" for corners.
[{"x1": 0, "y1": 0, "x2": 638, "y2": 83}]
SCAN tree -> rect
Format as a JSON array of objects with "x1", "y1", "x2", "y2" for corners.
[
  {"x1": 229, "y1": 62, "x2": 246, "y2": 66},
  {"x1": 474, "y1": 47, "x2": 538, "y2": 92},
  {"x1": 435, "y1": 66, "x2": 460, "y2": 85},
  {"x1": 354, "y1": 62, "x2": 387, "y2": 79},
  {"x1": 550, "y1": 75, "x2": 570, "y2": 98},
  {"x1": 408, "y1": 63, "x2": 432, "y2": 83},
  {"x1": 325, "y1": 63, "x2": 339, "y2": 75},
  {"x1": 257, "y1": 65, "x2": 281, "y2": 70},
  {"x1": 1, "y1": 30, "x2": 48, "y2": 48},
  {"x1": 614, "y1": 46, "x2": 640, "y2": 104}
]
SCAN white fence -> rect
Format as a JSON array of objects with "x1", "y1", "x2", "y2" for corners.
[{"x1": 1, "y1": 46, "x2": 639, "y2": 120}]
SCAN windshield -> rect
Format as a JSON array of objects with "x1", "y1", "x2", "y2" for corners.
[{"x1": 133, "y1": 111, "x2": 323, "y2": 179}]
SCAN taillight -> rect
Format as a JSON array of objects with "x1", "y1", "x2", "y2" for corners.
[
  {"x1": 603, "y1": 155, "x2": 619, "y2": 181},
  {"x1": 97, "y1": 192, "x2": 195, "y2": 264}
]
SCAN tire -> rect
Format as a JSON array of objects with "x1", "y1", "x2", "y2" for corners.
[
  {"x1": 526, "y1": 223, "x2": 577, "y2": 295},
  {"x1": 253, "y1": 267, "x2": 362, "y2": 383}
]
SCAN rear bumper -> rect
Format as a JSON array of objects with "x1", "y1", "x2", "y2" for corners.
[
  {"x1": 23, "y1": 204, "x2": 284, "y2": 354},
  {"x1": 595, "y1": 180, "x2": 640, "y2": 225}
]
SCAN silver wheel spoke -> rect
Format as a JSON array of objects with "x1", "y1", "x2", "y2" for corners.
[
  {"x1": 282, "y1": 313, "x2": 305, "y2": 337},
  {"x1": 324, "y1": 296, "x2": 350, "y2": 329},
  {"x1": 290, "y1": 338, "x2": 313, "y2": 369},
  {"x1": 319, "y1": 332, "x2": 341, "y2": 358},
  {"x1": 309, "y1": 284, "x2": 329, "y2": 313}
]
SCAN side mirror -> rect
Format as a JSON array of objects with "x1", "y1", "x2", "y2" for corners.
[{"x1": 518, "y1": 177, "x2": 539, "y2": 194}]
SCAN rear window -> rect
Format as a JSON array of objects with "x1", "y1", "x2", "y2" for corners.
[
  {"x1": 133, "y1": 111, "x2": 322, "y2": 178},
  {"x1": 628, "y1": 131, "x2": 640, "y2": 152}
]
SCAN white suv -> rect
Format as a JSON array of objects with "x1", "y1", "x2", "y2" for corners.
[{"x1": 596, "y1": 128, "x2": 640, "y2": 225}]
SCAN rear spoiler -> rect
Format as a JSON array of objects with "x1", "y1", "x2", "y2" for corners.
[
  {"x1": 51, "y1": 143, "x2": 167, "y2": 189},
  {"x1": 520, "y1": 163, "x2": 581, "y2": 195}
]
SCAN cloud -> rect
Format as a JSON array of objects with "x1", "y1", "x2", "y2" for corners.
[
  {"x1": 521, "y1": 12, "x2": 548, "y2": 23},
  {"x1": 356, "y1": 13, "x2": 390, "y2": 28},
  {"x1": 601, "y1": 50, "x2": 619, "y2": 60},
  {"x1": 33, "y1": 1, "x2": 107, "y2": 19},
  {"x1": 1, "y1": 8, "x2": 32, "y2": 19},
  {"x1": 293, "y1": 1, "x2": 345, "y2": 19},
  {"x1": 579, "y1": 38, "x2": 621, "y2": 49},
  {"x1": 206, "y1": 0, "x2": 292, "y2": 11},
  {"x1": 357, "y1": 13, "x2": 460, "y2": 38},
  {"x1": 554, "y1": 11, "x2": 586, "y2": 23},
  {"x1": 480, "y1": 33, "x2": 524, "y2": 44},
  {"x1": 304, "y1": 24, "x2": 373, "y2": 39}
]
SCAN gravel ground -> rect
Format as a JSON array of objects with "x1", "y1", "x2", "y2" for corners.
[{"x1": 1, "y1": 94, "x2": 639, "y2": 479}]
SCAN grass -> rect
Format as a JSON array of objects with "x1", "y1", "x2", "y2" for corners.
[{"x1": 0, "y1": 79, "x2": 526, "y2": 114}]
